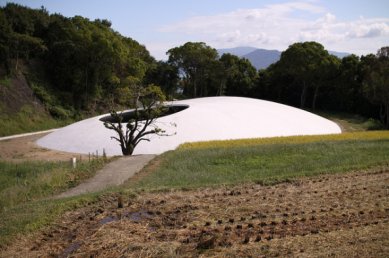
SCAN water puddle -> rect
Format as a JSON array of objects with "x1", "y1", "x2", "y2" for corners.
[
  {"x1": 59, "y1": 241, "x2": 81, "y2": 258},
  {"x1": 99, "y1": 210, "x2": 154, "y2": 225},
  {"x1": 128, "y1": 210, "x2": 154, "y2": 222},
  {"x1": 148, "y1": 226, "x2": 157, "y2": 232},
  {"x1": 99, "y1": 216, "x2": 118, "y2": 225}
]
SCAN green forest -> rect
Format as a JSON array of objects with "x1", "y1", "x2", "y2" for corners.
[{"x1": 0, "y1": 3, "x2": 388, "y2": 132}]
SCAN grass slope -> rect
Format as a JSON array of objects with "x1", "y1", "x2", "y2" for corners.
[
  {"x1": 0, "y1": 105, "x2": 70, "y2": 137},
  {"x1": 0, "y1": 159, "x2": 106, "y2": 212},
  {"x1": 0, "y1": 159, "x2": 107, "y2": 247},
  {"x1": 132, "y1": 131, "x2": 389, "y2": 190}
]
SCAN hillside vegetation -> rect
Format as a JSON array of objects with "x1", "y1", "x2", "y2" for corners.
[
  {"x1": 1, "y1": 3, "x2": 388, "y2": 137},
  {"x1": 0, "y1": 3, "x2": 165, "y2": 136}
]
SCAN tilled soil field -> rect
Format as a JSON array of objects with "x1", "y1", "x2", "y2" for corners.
[{"x1": 2, "y1": 169, "x2": 389, "y2": 257}]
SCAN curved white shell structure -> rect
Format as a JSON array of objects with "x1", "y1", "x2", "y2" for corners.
[{"x1": 37, "y1": 97, "x2": 341, "y2": 155}]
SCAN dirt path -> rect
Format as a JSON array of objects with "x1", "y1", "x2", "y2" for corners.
[
  {"x1": 3, "y1": 169, "x2": 388, "y2": 257},
  {"x1": 55, "y1": 155, "x2": 156, "y2": 199},
  {"x1": 0, "y1": 132, "x2": 88, "y2": 162},
  {"x1": 0, "y1": 129, "x2": 58, "y2": 142}
]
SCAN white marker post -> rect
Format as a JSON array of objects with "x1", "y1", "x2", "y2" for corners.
[{"x1": 71, "y1": 157, "x2": 77, "y2": 169}]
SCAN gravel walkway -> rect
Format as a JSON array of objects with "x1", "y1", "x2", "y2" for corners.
[{"x1": 55, "y1": 155, "x2": 156, "y2": 199}]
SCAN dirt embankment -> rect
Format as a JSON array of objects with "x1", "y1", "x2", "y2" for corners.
[
  {"x1": 2, "y1": 169, "x2": 388, "y2": 257},
  {"x1": 0, "y1": 71, "x2": 46, "y2": 115}
]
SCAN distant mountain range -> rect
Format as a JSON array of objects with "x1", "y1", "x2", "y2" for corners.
[{"x1": 217, "y1": 47, "x2": 351, "y2": 70}]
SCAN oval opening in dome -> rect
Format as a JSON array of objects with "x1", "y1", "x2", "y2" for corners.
[{"x1": 99, "y1": 104, "x2": 189, "y2": 123}]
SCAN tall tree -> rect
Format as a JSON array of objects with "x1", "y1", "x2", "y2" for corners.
[
  {"x1": 0, "y1": 10, "x2": 12, "y2": 72},
  {"x1": 253, "y1": 63, "x2": 294, "y2": 104},
  {"x1": 219, "y1": 53, "x2": 258, "y2": 97},
  {"x1": 1, "y1": 3, "x2": 48, "y2": 71},
  {"x1": 331, "y1": 54, "x2": 363, "y2": 113},
  {"x1": 363, "y1": 47, "x2": 389, "y2": 128},
  {"x1": 311, "y1": 54, "x2": 340, "y2": 110},
  {"x1": 277, "y1": 42, "x2": 332, "y2": 109},
  {"x1": 167, "y1": 42, "x2": 218, "y2": 98},
  {"x1": 44, "y1": 13, "x2": 153, "y2": 110},
  {"x1": 207, "y1": 59, "x2": 227, "y2": 96},
  {"x1": 144, "y1": 61, "x2": 179, "y2": 99},
  {"x1": 11, "y1": 32, "x2": 47, "y2": 70}
]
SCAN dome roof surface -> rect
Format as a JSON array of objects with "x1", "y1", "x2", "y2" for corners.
[{"x1": 37, "y1": 97, "x2": 341, "y2": 156}]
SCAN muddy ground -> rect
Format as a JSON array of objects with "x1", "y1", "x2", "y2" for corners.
[{"x1": 2, "y1": 168, "x2": 388, "y2": 257}]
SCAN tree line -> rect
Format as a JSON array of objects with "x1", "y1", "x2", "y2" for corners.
[
  {"x1": 0, "y1": 3, "x2": 156, "y2": 117},
  {"x1": 166, "y1": 42, "x2": 388, "y2": 129},
  {"x1": 1, "y1": 4, "x2": 388, "y2": 128}
]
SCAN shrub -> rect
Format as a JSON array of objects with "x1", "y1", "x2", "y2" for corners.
[
  {"x1": 30, "y1": 83, "x2": 53, "y2": 104},
  {"x1": 0, "y1": 77, "x2": 11, "y2": 88},
  {"x1": 364, "y1": 118, "x2": 384, "y2": 130},
  {"x1": 48, "y1": 105, "x2": 71, "y2": 119}
]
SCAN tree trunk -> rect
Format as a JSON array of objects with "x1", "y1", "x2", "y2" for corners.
[
  {"x1": 85, "y1": 67, "x2": 88, "y2": 105},
  {"x1": 15, "y1": 51, "x2": 19, "y2": 71},
  {"x1": 217, "y1": 80, "x2": 225, "y2": 96},
  {"x1": 122, "y1": 144, "x2": 134, "y2": 156},
  {"x1": 300, "y1": 81, "x2": 307, "y2": 109},
  {"x1": 386, "y1": 103, "x2": 389, "y2": 129},
  {"x1": 193, "y1": 80, "x2": 197, "y2": 98},
  {"x1": 380, "y1": 105, "x2": 386, "y2": 126},
  {"x1": 312, "y1": 84, "x2": 319, "y2": 110},
  {"x1": 5, "y1": 56, "x2": 11, "y2": 75}
]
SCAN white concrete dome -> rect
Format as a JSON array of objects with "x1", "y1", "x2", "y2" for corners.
[{"x1": 37, "y1": 97, "x2": 341, "y2": 156}]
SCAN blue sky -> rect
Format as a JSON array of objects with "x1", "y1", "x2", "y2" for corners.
[{"x1": 1, "y1": 0, "x2": 388, "y2": 60}]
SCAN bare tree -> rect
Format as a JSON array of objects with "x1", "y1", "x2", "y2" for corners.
[{"x1": 103, "y1": 85, "x2": 170, "y2": 155}]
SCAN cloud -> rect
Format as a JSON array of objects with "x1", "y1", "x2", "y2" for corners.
[
  {"x1": 157, "y1": 1, "x2": 389, "y2": 55},
  {"x1": 160, "y1": 1, "x2": 320, "y2": 36},
  {"x1": 346, "y1": 21, "x2": 389, "y2": 38}
]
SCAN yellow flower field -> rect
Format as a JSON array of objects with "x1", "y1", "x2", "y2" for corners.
[{"x1": 179, "y1": 131, "x2": 389, "y2": 150}]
